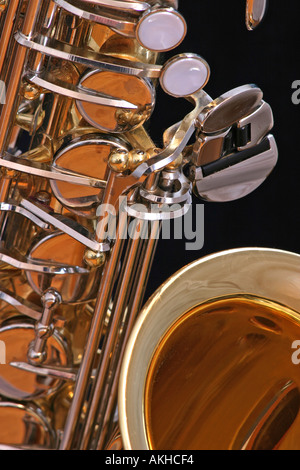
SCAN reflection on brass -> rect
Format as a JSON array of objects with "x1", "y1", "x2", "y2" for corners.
[
  {"x1": 51, "y1": 139, "x2": 112, "y2": 215},
  {"x1": 20, "y1": 80, "x2": 43, "y2": 101},
  {"x1": 0, "y1": 321, "x2": 68, "y2": 401},
  {"x1": 246, "y1": 0, "x2": 268, "y2": 31},
  {"x1": 77, "y1": 70, "x2": 154, "y2": 133},
  {"x1": 0, "y1": 402, "x2": 54, "y2": 448},
  {"x1": 145, "y1": 297, "x2": 300, "y2": 450},
  {"x1": 26, "y1": 232, "x2": 101, "y2": 303},
  {"x1": 100, "y1": 32, "x2": 157, "y2": 65},
  {"x1": 196, "y1": 85, "x2": 263, "y2": 134},
  {"x1": 16, "y1": 109, "x2": 45, "y2": 134},
  {"x1": 52, "y1": 384, "x2": 75, "y2": 434}
]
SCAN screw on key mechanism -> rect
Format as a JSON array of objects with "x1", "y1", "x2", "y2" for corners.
[{"x1": 27, "y1": 288, "x2": 62, "y2": 365}]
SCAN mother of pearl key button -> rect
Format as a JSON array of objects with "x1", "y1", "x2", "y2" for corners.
[
  {"x1": 160, "y1": 54, "x2": 210, "y2": 97},
  {"x1": 137, "y1": 9, "x2": 186, "y2": 52}
]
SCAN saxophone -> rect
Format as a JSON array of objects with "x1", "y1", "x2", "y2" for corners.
[{"x1": 0, "y1": 0, "x2": 299, "y2": 451}]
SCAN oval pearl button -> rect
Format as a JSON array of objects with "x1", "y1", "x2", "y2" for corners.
[
  {"x1": 137, "y1": 10, "x2": 186, "y2": 51},
  {"x1": 160, "y1": 56, "x2": 210, "y2": 97}
]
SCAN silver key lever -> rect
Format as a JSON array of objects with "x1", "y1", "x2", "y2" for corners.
[
  {"x1": 194, "y1": 135, "x2": 278, "y2": 202},
  {"x1": 189, "y1": 84, "x2": 277, "y2": 202},
  {"x1": 54, "y1": 0, "x2": 186, "y2": 52},
  {"x1": 27, "y1": 288, "x2": 62, "y2": 365}
]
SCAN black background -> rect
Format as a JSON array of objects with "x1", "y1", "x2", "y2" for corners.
[{"x1": 145, "y1": 1, "x2": 300, "y2": 298}]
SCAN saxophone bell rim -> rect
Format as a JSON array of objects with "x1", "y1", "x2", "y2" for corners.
[{"x1": 118, "y1": 247, "x2": 300, "y2": 450}]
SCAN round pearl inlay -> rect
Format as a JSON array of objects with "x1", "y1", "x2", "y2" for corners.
[
  {"x1": 137, "y1": 10, "x2": 186, "y2": 51},
  {"x1": 161, "y1": 56, "x2": 210, "y2": 97}
]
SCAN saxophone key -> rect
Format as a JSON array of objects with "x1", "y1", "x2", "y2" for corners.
[
  {"x1": 193, "y1": 134, "x2": 278, "y2": 202},
  {"x1": 196, "y1": 84, "x2": 263, "y2": 135},
  {"x1": 192, "y1": 88, "x2": 274, "y2": 167},
  {"x1": 54, "y1": 0, "x2": 187, "y2": 51},
  {"x1": 135, "y1": 7, "x2": 186, "y2": 52},
  {"x1": 15, "y1": 31, "x2": 162, "y2": 78},
  {"x1": 236, "y1": 100, "x2": 274, "y2": 151},
  {"x1": 26, "y1": 232, "x2": 103, "y2": 303},
  {"x1": 10, "y1": 361, "x2": 77, "y2": 382},
  {"x1": 0, "y1": 319, "x2": 70, "y2": 400},
  {"x1": 159, "y1": 53, "x2": 210, "y2": 98},
  {"x1": 0, "y1": 286, "x2": 42, "y2": 321},
  {"x1": 80, "y1": 0, "x2": 150, "y2": 13},
  {"x1": 0, "y1": 401, "x2": 55, "y2": 449},
  {"x1": 76, "y1": 68, "x2": 155, "y2": 133},
  {"x1": 246, "y1": 0, "x2": 268, "y2": 30},
  {"x1": 51, "y1": 133, "x2": 129, "y2": 217},
  {"x1": 26, "y1": 69, "x2": 137, "y2": 109},
  {"x1": 27, "y1": 288, "x2": 62, "y2": 365}
]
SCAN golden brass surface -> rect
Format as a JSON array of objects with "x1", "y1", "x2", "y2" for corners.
[
  {"x1": 51, "y1": 138, "x2": 111, "y2": 214},
  {"x1": 0, "y1": 320, "x2": 68, "y2": 400},
  {"x1": 145, "y1": 296, "x2": 300, "y2": 450},
  {"x1": 26, "y1": 232, "x2": 101, "y2": 303},
  {"x1": 108, "y1": 148, "x2": 130, "y2": 173},
  {"x1": 77, "y1": 70, "x2": 154, "y2": 133},
  {"x1": 119, "y1": 248, "x2": 300, "y2": 450},
  {"x1": 0, "y1": 402, "x2": 54, "y2": 448}
]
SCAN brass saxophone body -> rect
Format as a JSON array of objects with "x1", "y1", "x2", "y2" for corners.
[{"x1": 0, "y1": 0, "x2": 299, "y2": 451}]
